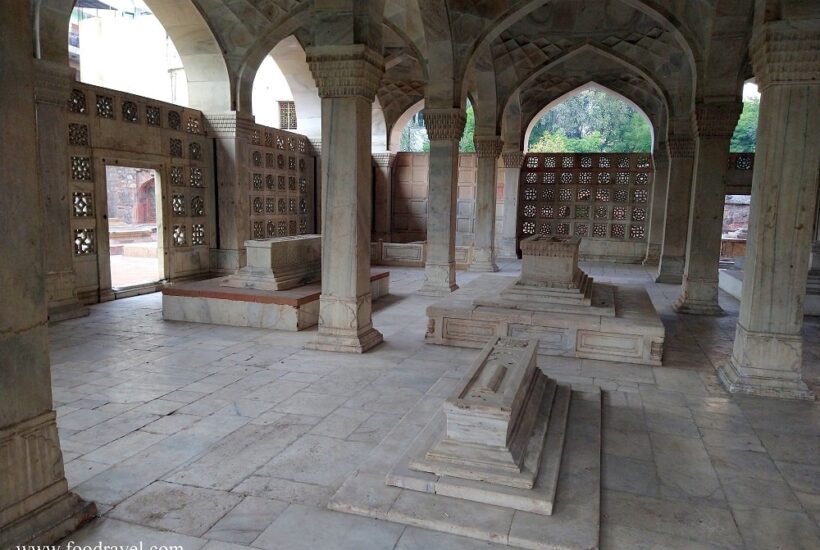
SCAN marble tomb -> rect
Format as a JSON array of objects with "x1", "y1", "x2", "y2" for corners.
[
  {"x1": 221, "y1": 235, "x2": 322, "y2": 291},
  {"x1": 425, "y1": 235, "x2": 665, "y2": 365},
  {"x1": 329, "y1": 336, "x2": 601, "y2": 549}
]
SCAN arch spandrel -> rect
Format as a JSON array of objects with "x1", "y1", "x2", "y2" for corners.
[
  {"x1": 450, "y1": 0, "x2": 707, "y2": 112},
  {"x1": 487, "y1": 2, "x2": 693, "y2": 121},
  {"x1": 497, "y1": 44, "x2": 668, "y2": 152}
]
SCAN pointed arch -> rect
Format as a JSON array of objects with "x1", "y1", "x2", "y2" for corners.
[
  {"x1": 35, "y1": 0, "x2": 232, "y2": 112},
  {"x1": 461, "y1": 0, "x2": 702, "y2": 105},
  {"x1": 234, "y1": 8, "x2": 313, "y2": 116},
  {"x1": 389, "y1": 99, "x2": 425, "y2": 152},
  {"x1": 500, "y1": 43, "x2": 671, "y2": 128},
  {"x1": 522, "y1": 82, "x2": 655, "y2": 152},
  {"x1": 246, "y1": 34, "x2": 321, "y2": 139}
]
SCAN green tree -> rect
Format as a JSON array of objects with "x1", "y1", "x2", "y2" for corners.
[
  {"x1": 529, "y1": 130, "x2": 569, "y2": 152},
  {"x1": 459, "y1": 104, "x2": 476, "y2": 152},
  {"x1": 730, "y1": 98, "x2": 759, "y2": 152},
  {"x1": 526, "y1": 90, "x2": 651, "y2": 152}
]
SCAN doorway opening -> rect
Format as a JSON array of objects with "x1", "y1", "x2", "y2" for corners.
[{"x1": 105, "y1": 166, "x2": 164, "y2": 288}]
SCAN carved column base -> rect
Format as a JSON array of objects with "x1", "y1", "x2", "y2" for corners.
[
  {"x1": 468, "y1": 260, "x2": 500, "y2": 273},
  {"x1": 642, "y1": 244, "x2": 661, "y2": 266},
  {"x1": 1, "y1": 493, "x2": 97, "y2": 548},
  {"x1": 469, "y1": 248, "x2": 499, "y2": 272},
  {"x1": 655, "y1": 256, "x2": 685, "y2": 284},
  {"x1": 307, "y1": 327, "x2": 384, "y2": 354},
  {"x1": 419, "y1": 263, "x2": 458, "y2": 296},
  {"x1": 674, "y1": 279, "x2": 723, "y2": 316},
  {"x1": 305, "y1": 294, "x2": 383, "y2": 353},
  {"x1": 717, "y1": 325, "x2": 814, "y2": 400},
  {"x1": 0, "y1": 412, "x2": 97, "y2": 547},
  {"x1": 496, "y1": 238, "x2": 518, "y2": 259}
]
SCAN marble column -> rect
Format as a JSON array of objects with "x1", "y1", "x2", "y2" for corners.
[
  {"x1": 305, "y1": 45, "x2": 384, "y2": 353},
  {"x1": 470, "y1": 136, "x2": 503, "y2": 272},
  {"x1": 643, "y1": 141, "x2": 669, "y2": 266},
  {"x1": 372, "y1": 152, "x2": 395, "y2": 242},
  {"x1": 204, "y1": 111, "x2": 256, "y2": 273},
  {"x1": 810, "y1": 198, "x2": 820, "y2": 273},
  {"x1": 655, "y1": 134, "x2": 696, "y2": 283},
  {"x1": 33, "y1": 59, "x2": 89, "y2": 322},
  {"x1": 419, "y1": 108, "x2": 466, "y2": 295},
  {"x1": 0, "y1": 4, "x2": 96, "y2": 546},
  {"x1": 718, "y1": 25, "x2": 819, "y2": 400},
  {"x1": 499, "y1": 151, "x2": 524, "y2": 258},
  {"x1": 674, "y1": 102, "x2": 742, "y2": 315}
]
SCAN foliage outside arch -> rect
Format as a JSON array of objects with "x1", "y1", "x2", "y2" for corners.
[{"x1": 527, "y1": 89, "x2": 652, "y2": 153}]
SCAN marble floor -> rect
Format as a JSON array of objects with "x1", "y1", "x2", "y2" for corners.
[{"x1": 51, "y1": 261, "x2": 820, "y2": 550}]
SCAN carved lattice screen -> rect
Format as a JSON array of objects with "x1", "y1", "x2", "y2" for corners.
[
  {"x1": 517, "y1": 153, "x2": 654, "y2": 250},
  {"x1": 247, "y1": 127, "x2": 315, "y2": 240}
]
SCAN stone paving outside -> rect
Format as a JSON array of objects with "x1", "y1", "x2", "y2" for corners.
[
  {"x1": 109, "y1": 255, "x2": 161, "y2": 288},
  {"x1": 52, "y1": 261, "x2": 820, "y2": 549}
]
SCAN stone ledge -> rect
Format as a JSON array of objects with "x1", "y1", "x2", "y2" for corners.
[{"x1": 162, "y1": 270, "x2": 389, "y2": 331}]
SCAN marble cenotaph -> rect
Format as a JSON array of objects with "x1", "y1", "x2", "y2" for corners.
[
  {"x1": 329, "y1": 336, "x2": 602, "y2": 549},
  {"x1": 425, "y1": 235, "x2": 665, "y2": 365},
  {"x1": 221, "y1": 235, "x2": 321, "y2": 290}
]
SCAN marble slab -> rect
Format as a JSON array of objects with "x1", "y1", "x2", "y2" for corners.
[{"x1": 162, "y1": 271, "x2": 389, "y2": 331}]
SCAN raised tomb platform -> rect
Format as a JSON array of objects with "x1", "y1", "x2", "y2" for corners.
[
  {"x1": 329, "y1": 336, "x2": 601, "y2": 549},
  {"x1": 426, "y1": 235, "x2": 665, "y2": 365},
  {"x1": 162, "y1": 235, "x2": 389, "y2": 331}
]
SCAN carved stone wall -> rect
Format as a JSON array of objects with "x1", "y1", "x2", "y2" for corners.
[
  {"x1": 66, "y1": 83, "x2": 212, "y2": 302},
  {"x1": 64, "y1": 83, "x2": 319, "y2": 300},
  {"x1": 246, "y1": 125, "x2": 316, "y2": 242},
  {"x1": 391, "y1": 153, "x2": 505, "y2": 245},
  {"x1": 517, "y1": 153, "x2": 654, "y2": 257}
]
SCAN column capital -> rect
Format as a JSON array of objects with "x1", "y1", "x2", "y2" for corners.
[
  {"x1": 306, "y1": 45, "x2": 384, "y2": 101},
  {"x1": 501, "y1": 151, "x2": 525, "y2": 168},
  {"x1": 692, "y1": 102, "x2": 743, "y2": 139},
  {"x1": 372, "y1": 151, "x2": 396, "y2": 167},
  {"x1": 423, "y1": 108, "x2": 466, "y2": 141},
  {"x1": 667, "y1": 136, "x2": 696, "y2": 159},
  {"x1": 474, "y1": 136, "x2": 503, "y2": 158},
  {"x1": 751, "y1": 23, "x2": 820, "y2": 90},
  {"x1": 33, "y1": 59, "x2": 74, "y2": 106}
]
